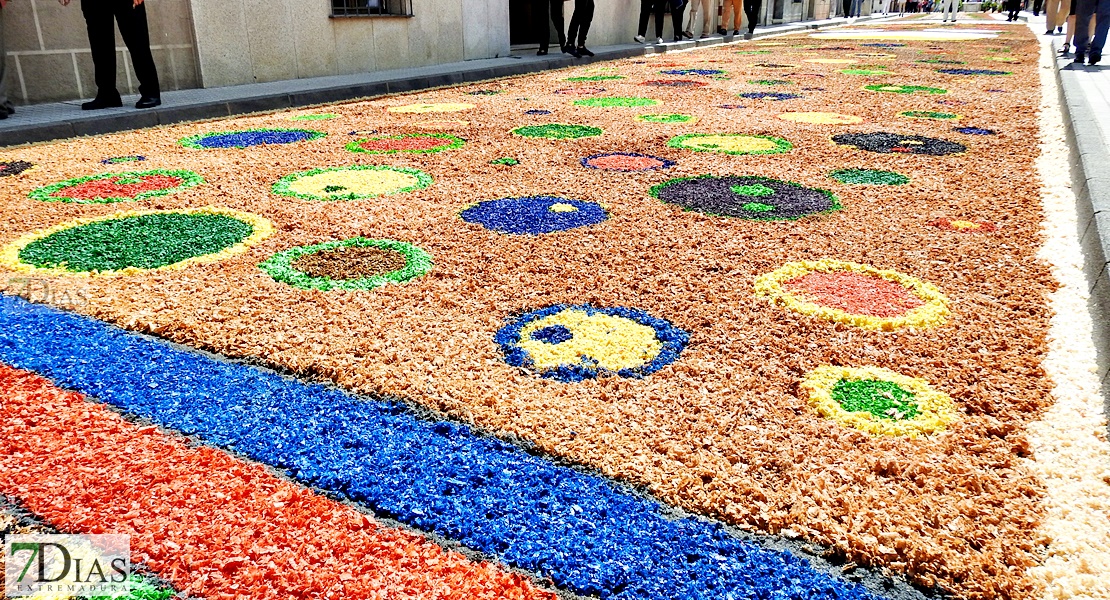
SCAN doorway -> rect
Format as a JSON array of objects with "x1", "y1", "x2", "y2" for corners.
[{"x1": 510, "y1": 0, "x2": 561, "y2": 46}]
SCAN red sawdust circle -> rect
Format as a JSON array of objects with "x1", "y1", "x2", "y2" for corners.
[
  {"x1": 53, "y1": 175, "x2": 185, "y2": 201},
  {"x1": 785, "y1": 271, "x2": 925, "y2": 318}
]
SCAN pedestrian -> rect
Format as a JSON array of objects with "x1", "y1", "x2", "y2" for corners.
[
  {"x1": 1034, "y1": 0, "x2": 1044, "y2": 14},
  {"x1": 566, "y1": 0, "x2": 595, "y2": 56},
  {"x1": 670, "y1": 0, "x2": 688, "y2": 42},
  {"x1": 940, "y1": 0, "x2": 958, "y2": 21},
  {"x1": 882, "y1": 0, "x2": 892, "y2": 14},
  {"x1": 1073, "y1": 0, "x2": 1109, "y2": 63},
  {"x1": 684, "y1": 0, "x2": 713, "y2": 37},
  {"x1": 721, "y1": 0, "x2": 741, "y2": 34},
  {"x1": 635, "y1": 0, "x2": 668, "y2": 44},
  {"x1": 1006, "y1": 0, "x2": 1021, "y2": 20},
  {"x1": 1061, "y1": 0, "x2": 1083, "y2": 55},
  {"x1": 847, "y1": 0, "x2": 862, "y2": 19},
  {"x1": 743, "y1": 0, "x2": 761, "y2": 38},
  {"x1": 1045, "y1": 0, "x2": 1071, "y2": 33},
  {"x1": 535, "y1": 0, "x2": 567, "y2": 56},
  {"x1": 68, "y1": 0, "x2": 161, "y2": 110}
]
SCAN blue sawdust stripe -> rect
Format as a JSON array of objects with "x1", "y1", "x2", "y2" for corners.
[{"x1": 0, "y1": 295, "x2": 881, "y2": 600}]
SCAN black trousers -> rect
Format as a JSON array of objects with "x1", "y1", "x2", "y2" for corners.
[
  {"x1": 81, "y1": 0, "x2": 160, "y2": 99},
  {"x1": 1033, "y1": 0, "x2": 1043, "y2": 13},
  {"x1": 567, "y1": 0, "x2": 595, "y2": 47},
  {"x1": 537, "y1": 0, "x2": 566, "y2": 51},
  {"x1": 744, "y1": 0, "x2": 761, "y2": 32},
  {"x1": 670, "y1": 1, "x2": 687, "y2": 40},
  {"x1": 638, "y1": 0, "x2": 667, "y2": 38}
]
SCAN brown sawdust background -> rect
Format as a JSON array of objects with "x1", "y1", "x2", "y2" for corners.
[{"x1": 0, "y1": 19, "x2": 1054, "y2": 600}]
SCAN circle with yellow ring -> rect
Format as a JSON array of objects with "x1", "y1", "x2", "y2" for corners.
[
  {"x1": 667, "y1": 133, "x2": 792, "y2": 155},
  {"x1": 496, "y1": 304, "x2": 689, "y2": 382},
  {"x1": 799, "y1": 365, "x2": 959, "y2": 437}
]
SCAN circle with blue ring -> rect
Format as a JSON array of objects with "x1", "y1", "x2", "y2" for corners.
[
  {"x1": 460, "y1": 196, "x2": 608, "y2": 235},
  {"x1": 495, "y1": 304, "x2": 690, "y2": 382}
]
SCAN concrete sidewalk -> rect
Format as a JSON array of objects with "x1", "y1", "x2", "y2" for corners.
[{"x1": 0, "y1": 15, "x2": 891, "y2": 148}]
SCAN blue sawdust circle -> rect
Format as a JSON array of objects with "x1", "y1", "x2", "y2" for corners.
[
  {"x1": 180, "y1": 128, "x2": 325, "y2": 149},
  {"x1": 461, "y1": 196, "x2": 608, "y2": 235},
  {"x1": 495, "y1": 304, "x2": 690, "y2": 382},
  {"x1": 954, "y1": 126, "x2": 997, "y2": 135},
  {"x1": 661, "y1": 68, "x2": 725, "y2": 76}
]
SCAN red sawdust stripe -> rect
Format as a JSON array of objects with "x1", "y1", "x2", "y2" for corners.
[{"x1": 0, "y1": 364, "x2": 553, "y2": 600}]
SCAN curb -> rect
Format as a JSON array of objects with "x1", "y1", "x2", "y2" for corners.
[
  {"x1": 1049, "y1": 39, "x2": 1110, "y2": 407},
  {"x1": 0, "y1": 16, "x2": 880, "y2": 148}
]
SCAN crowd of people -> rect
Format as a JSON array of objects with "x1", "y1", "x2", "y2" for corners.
[
  {"x1": 0, "y1": 0, "x2": 161, "y2": 119},
  {"x1": 1040, "y1": 0, "x2": 1109, "y2": 63}
]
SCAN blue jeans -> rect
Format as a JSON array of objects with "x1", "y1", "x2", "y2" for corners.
[{"x1": 1075, "y1": 0, "x2": 1110, "y2": 55}]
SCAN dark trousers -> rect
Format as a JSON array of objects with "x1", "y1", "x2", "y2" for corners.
[
  {"x1": 638, "y1": 0, "x2": 667, "y2": 38},
  {"x1": 81, "y1": 0, "x2": 159, "y2": 99},
  {"x1": 567, "y1": 0, "x2": 595, "y2": 47},
  {"x1": 1033, "y1": 0, "x2": 1044, "y2": 14},
  {"x1": 670, "y1": 1, "x2": 687, "y2": 40},
  {"x1": 744, "y1": 0, "x2": 761, "y2": 32},
  {"x1": 1074, "y1": 0, "x2": 1110, "y2": 55},
  {"x1": 537, "y1": 0, "x2": 566, "y2": 51}
]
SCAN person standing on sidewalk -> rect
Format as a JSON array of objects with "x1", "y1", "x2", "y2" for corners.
[
  {"x1": 743, "y1": 0, "x2": 761, "y2": 38},
  {"x1": 69, "y1": 0, "x2": 161, "y2": 110},
  {"x1": 1045, "y1": 0, "x2": 1072, "y2": 33},
  {"x1": 940, "y1": 0, "x2": 959, "y2": 22},
  {"x1": 635, "y1": 0, "x2": 668, "y2": 44},
  {"x1": 684, "y1": 0, "x2": 713, "y2": 38},
  {"x1": 1005, "y1": 0, "x2": 1021, "y2": 20},
  {"x1": 1073, "y1": 0, "x2": 1110, "y2": 63},
  {"x1": 566, "y1": 0, "x2": 595, "y2": 56},
  {"x1": 1034, "y1": 0, "x2": 1044, "y2": 14},
  {"x1": 720, "y1": 0, "x2": 741, "y2": 34},
  {"x1": 534, "y1": 0, "x2": 567, "y2": 56},
  {"x1": 669, "y1": 0, "x2": 688, "y2": 42}
]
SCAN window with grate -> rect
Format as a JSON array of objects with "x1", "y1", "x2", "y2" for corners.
[{"x1": 331, "y1": 0, "x2": 413, "y2": 17}]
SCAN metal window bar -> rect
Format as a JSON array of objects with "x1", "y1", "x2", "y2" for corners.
[{"x1": 331, "y1": 0, "x2": 413, "y2": 17}]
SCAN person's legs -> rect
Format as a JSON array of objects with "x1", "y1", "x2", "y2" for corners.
[
  {"x1": 82, "y1": 0, "x2": 122, "y2": 103},
  {"x1": 0, "y1": 6, "x2": 12, "y2": 116},
  {"x1": 638, "y1": 0, "x2": 653, "y2": 36},
  {"x1": 744, "y1": 0, "x2": 761, "y2": 32},
  {"x1": 700, "y1": 0, "x2": 713, "y2": 35},
  {"x1": 654, "y1": 0, "x2": 666, "y2": 38},
  {"x1": 670, "y1": 0, "x2": 686, "y2": 40},
  {"x1": 722, "y1": 0, "x2": 739, "y2": 30},
  {"x1": 112, "y1": 0, "x2": 159, "y2": 99},
  {"x1": 1074, "y1": 0, "x2": 1095, "y2": 57},
  {"x1": 568, "y1": 0, "x2": 594, "y2": 47},
  {"x1": 1090, "y1": 0, "x2": 1110, "y2": 60}
]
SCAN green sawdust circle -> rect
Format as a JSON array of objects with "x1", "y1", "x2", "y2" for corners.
[
  {"x1": 272, "y1": 165, "x2": 433, "y2": 202},
  {"x1": 899, "y1": 110, "x2": 960, "y2": 120},
  {"x1": 28, "y1": 169, "x2": 204, "y2": 204},
  {"x1": 829, "y1": 168, "x2": 910, "y2": 185},
  {"x1": 18, "y1": 212, "x2": 255, "y2": 273},
  {"x1": 832, "y1": 379, "x2": 921, "y2": 421},
  {"x1": 290, "y1": 113, "x2": 338, "y2": 120},
  {"x1": 512, "y1": 123, "x2": 603, "y2": 139},
  {"x1": 637, "y1": 114, "x2": 696, "y2": 124},
  {"x1": 566, "y1": 75, "x2": 626, "y2": 81},
  {"x1": 842, "y1": 69, "x2": 891, "y2": 76},
  {"x1": 749, "y1": 79, "x2": 793, "y2": 86},
  {"x1": 573, "y1": 97, "x2": 659, "y2": 108},
  {"x1": 259, "y1": 237, "x2": 432, "y2": 291},
  {"x1": 864, "y1": 84, "x2": 947, "y2": 95}
]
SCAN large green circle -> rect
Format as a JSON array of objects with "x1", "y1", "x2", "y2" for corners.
[
  {"x1": 18, "y1": 213, "x2": 255, "y2": 272},
  {"x1": 512, "y1": 124, "x2": 603, "y2": 139}
]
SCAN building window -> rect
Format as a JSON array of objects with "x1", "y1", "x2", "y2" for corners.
[{"x1": 330, "y1": 0, "x2": 413, "y2": 17}]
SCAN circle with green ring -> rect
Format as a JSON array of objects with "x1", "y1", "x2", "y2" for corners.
[
  {"x1": 637, "y1": 114, "x2": 696, "y2": 124},
  {"x1": 573, "y1": 97, "x2": 659, "y2": 108},
  {"x1": 833, "y1": 379, "x2": 920, "y2": 421},
  {"x1": 259, "y1": 237, "x2": 432, "y2": 291},
  {"x1": 898, "y1": 110, "x2": 961, "y2": 120},
  {"x1": 29, "y1": 170, "x2": 204, "y2": 204},
  {"x1": 864, "y1": 84, "x2": 947, "y2": 94},
  {"x1": 17, "y1": 212, "x2": 257, "y2": 273},
  {"x1": 512, "y1": 123, "x2": 603, "y2": 139},
  {"x1": 829, "y1": 168, "x2": 909, "y2": 185}
]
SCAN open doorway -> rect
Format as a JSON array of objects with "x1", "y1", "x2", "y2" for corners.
[{"x1": 510, "y1": 0, "x2": 559, "y2": 47}]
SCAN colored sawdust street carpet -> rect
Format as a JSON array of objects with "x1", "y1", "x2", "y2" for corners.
[{"x1": 2, "y1": 15, "x2": 1110, "y2": 600}]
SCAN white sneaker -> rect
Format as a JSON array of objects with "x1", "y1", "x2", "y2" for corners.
[
  {"x1": 634, "y1": 35, "x2": 646, "y2": 43},
  {"x1": 656, "y1": 37, "x2": 664, "y2": 44}
]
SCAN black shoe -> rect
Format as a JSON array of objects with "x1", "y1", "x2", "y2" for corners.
[
  {"x1": 0, "y1": 112, "x2": 7, "y2": 120},
  {"x1": 1046, "y1": 29, "x2": 1054, "y2": 35},
  {"x1": 567, "y1": 46, "x2": 581, "y2": 58},
  {"x1": 1091, "y1": 53, "x2": 1102, "y2": 65},
  {"x1": 1075, "y1": 51, "x2": 1086, "y2": 63},
  {"x1": 717, "y1": 27, "x2": 727, "y2": 35},
  {"x1": 1058, "y1": 26, "x2": 1064, "y2": 33},
  {"x1": 135, "y1": 96, "x2": 161, "y2": 109},
  {"x1": 733, "y1": 29, "x2": 740, "y2": 35},
  {"x1": 81, "y1": 96, "x2": 123, "y2": 110},
  {"x1": 577, "y1": 46, "x2": 594, "y2": 57},
  {"x1": 537, "y1": 48, "x2": 548, "y2": 55},
  {"x1": 562, "y1": 44, "x2": 575, "y2": 55}
]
